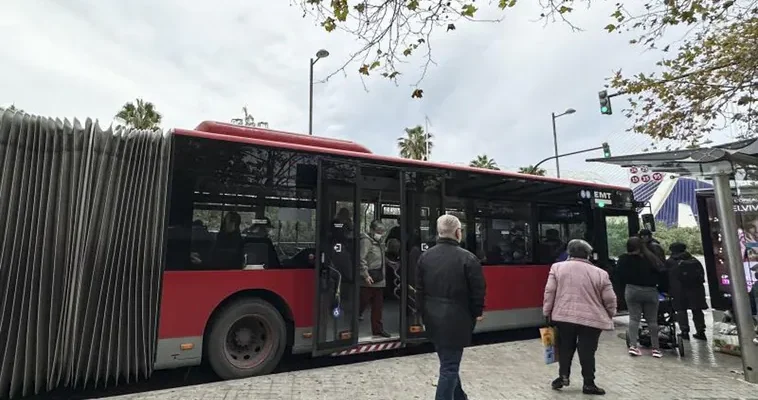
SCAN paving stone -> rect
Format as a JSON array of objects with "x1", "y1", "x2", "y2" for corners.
[{"x1": 106, "y1": 312, "x2": 758, "y2": 400}]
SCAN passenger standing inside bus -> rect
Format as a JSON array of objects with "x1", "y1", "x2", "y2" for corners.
[
  {"x1": 543, "y1": 239, "x2": 616, "y2": 396},
  {"x1": 359, "y1": 220, "x2": 391, "y2": 338},
  {"x1": 417, "y1": 215, "x2": 486, "y2": 400},
  {"x1": 617, "y1": 236, "x2": 664, "y2": 358}
]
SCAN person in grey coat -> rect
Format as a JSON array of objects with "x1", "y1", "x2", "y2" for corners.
[{"x1": 359, "y1": 220, "x2": 390, "y2": 338}]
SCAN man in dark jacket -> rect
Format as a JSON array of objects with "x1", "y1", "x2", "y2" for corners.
[
  {"x1": 640, "y1": 229, "x2": 666, "y2": 264},
  {"x1": 416, "y1": 214, "x2": 486, "y2": 400},
  {"x1": 665, "y1": 242, "x2": 708, "y2": 340}
]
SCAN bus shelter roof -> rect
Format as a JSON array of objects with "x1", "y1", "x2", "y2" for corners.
[{"x1": 586, "y1": 137, "x2": 758, "y2": 176}]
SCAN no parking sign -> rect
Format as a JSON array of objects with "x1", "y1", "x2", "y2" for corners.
[{"x1": 628, "y1": 166, "x2": 668, "y2": 188}]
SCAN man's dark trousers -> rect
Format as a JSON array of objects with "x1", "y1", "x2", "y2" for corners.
[{"x1": 435, "y1": 347, "x2": 468, "y2": 400}]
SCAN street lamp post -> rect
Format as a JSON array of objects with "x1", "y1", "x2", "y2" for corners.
[
  {"x1": 309, "y1": 49, "x2": 330, "y2": 136},
  {"x1": 551, "y1": 108, "x2": 576, "y2": 178}
]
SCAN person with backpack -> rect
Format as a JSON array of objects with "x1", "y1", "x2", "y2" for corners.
[{"x1": 665, "y1": 242, "x2": 708, "y2": 340}]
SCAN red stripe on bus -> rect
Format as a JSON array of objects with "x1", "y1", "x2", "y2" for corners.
[
  {"x1": 157, "y1": 265, "x2": 550, "y2": 339},
  {"x1": 158, "y1": 270, "x2": 314, "y2": 339}
]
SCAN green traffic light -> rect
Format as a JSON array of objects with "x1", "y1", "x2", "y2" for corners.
[
  {"x1": 601, "y1": 106, "x2": 609, "y2": 113},
  {"x1": 597, "y1": 201, "x2": 605, "y2": 208}
]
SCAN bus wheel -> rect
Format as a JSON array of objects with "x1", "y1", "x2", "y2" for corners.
[{"x1": 206, "y1": 298, "x2": 287, "y2": 380}]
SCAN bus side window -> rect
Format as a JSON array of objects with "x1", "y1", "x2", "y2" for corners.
[
  {"x1": 474, "y1": 200, "x2": 532, "y2": 266},
  {"x1": 537, "y1": 206, "x2": 587, "y2": 264},
  {"x1": 166, "y1": 136, "x2": 318, "y2": 271}
]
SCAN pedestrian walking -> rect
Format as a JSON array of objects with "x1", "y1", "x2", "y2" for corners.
[
  {"x1": 543, "y1": 239, "x2": 616, "y2": 396},
  {"x1": 416, "y1": 215, "x2": 486, "y2": 400},
  {"x1": 665, "y1": 242, "x2": 708, "y2": 340},
  {"x1": 618, "y1": 236, "x2": 665, "y2": 358}
]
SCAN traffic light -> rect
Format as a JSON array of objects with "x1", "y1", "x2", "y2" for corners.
[
  {"x1": 598, "y1": 90, "x2": 613, "y2": 115},
  {"x1": 602, "y1": 142, "x2": 611, "y2": 158}
]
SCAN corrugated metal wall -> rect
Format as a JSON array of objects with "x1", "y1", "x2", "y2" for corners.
[{"x1": 0, "y1": 111, "x2": 171, "y2": 398}]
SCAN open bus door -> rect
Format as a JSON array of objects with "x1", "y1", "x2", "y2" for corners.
[
  {"x1": 593, "y1": 206, "x2": 640, "y2": 313},
  {"x1": 312, "y1": 159, "x2": 361, "y2": 356}
]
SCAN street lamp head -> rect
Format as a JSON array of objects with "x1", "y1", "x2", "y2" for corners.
[
  {"x1": 315, "y1": 49, "x2": 330, "y2": 59},
  {"x1": 565, "y1": 108, "x2": 576, "y2": 115}
]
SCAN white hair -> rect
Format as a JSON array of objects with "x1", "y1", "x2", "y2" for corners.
[
  {"x1": 567, "y1": 239, "x2": 593, "y2": 259},
  {"x1": 437, "y1": 214, "x2": 461, "y2": 240}
]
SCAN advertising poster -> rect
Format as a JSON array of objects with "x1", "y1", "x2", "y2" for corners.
[{"x1": 706, "y1": 196, "x2": 758, "y2": 298}]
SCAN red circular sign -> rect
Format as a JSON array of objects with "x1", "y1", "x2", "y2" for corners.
[
  {"x1": 641, "y1": 174, "x2": 651, "y2": 183},
  {"x1": 652, "y1": 172, "x2": 663, "y2": 181},
  {"x1": 630, "y1": 176, "x2": 640, "y2": 184},
  {"x1": 641, "y1": 166, "x2": 649, "y2": 173},
  {"x1": 630, "y1": 167, "x2": 638, "y2": 174}
]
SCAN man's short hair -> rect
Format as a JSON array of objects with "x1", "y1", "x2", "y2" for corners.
[
  {"x1": 566, "y1": 239, "x2": 593, "y2": 259},
  {"x1": 370, "y1": 220, "x2": 385, "y2": 232},
  {"x1": 437, "y1": 214, "x2": 461, "y2": 240}
]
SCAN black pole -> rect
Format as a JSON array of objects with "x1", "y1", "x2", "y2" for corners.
[
  {"x1": 533, "y1": 145, "x2": 604, "y2": 171},
  {"x1": 309, "y1": 58, "x2": 314, "y2": 135}
]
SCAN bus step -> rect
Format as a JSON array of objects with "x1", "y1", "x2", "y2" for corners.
[{"x1": 331, "y1": 341, "x2": 403, "y2": 356}]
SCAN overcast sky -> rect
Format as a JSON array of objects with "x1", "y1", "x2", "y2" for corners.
[{"x1": 0, "y1": 1, "x2": 738, "y2": 186}]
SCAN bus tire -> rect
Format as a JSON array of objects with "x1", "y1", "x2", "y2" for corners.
[{"x1": 206, "y1": 298, "x2": 287, "y2": 380}]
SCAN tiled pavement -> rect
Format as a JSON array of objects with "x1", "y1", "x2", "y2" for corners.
[{"x1": 108, "y1": 311, "x2": 758, "y2": 400}]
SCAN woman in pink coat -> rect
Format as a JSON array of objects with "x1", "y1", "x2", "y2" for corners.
[{"x1": 543, "y1": 239, "x2": 617, "y2": 396}]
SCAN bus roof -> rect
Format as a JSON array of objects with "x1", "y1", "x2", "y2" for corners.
[{"x1": 179, "y1": 122, "x2": 629, "y2": 192}]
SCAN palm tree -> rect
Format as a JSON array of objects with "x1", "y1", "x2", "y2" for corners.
[
  {"x1": 469, "y1": 154, "x2": 499, "y2": 170},
  {"x1": 115, "y1": 98, "x2": 162, "y2": 130},
  {"x1": 519, "y1": 165, "x2": 547, "y2": 176},
  {"x1": 398, "y1": 125, "x2": 433, "y2": 160},
  {"x1": 231, "y1": 106, "x2": 269, "y2": 128}
]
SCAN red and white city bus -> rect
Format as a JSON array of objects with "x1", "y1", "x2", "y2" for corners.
[
  {"x1": 0, "y1": 115, "x2": 639, "y2": 397},
  {"x1": 156, "y1": 121, "x2": 639, "y2": 379}
]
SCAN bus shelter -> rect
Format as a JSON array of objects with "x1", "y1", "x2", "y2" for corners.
[{"x1": 587, "y1": 138, "x2": 758, "y2": 383}]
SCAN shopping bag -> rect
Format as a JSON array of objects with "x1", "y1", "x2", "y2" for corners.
[{"x1": 540, "y1": 326, "x2": 559, "y2": 365}]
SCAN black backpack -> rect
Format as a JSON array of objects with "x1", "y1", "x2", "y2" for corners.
[{"x1": 676, "y1": 258, "x2": 703, "y2": 285}]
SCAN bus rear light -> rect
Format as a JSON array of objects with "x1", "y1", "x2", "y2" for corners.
[
  {"x1": 302, "y1": 331, "x2": 313, "y2": 338},
  {"x1": 409, "y1": 325, "x2": 424, "y2": 333},
  {"x1": 180, "y1": 343, "x2": 194, "y2": 351},
  {"x1": 339, "y1": 331, "x2": 352, "y2": 340}
]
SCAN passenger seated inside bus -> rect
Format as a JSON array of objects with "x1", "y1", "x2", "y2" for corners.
[
  {"x1": 509, "y1": 228, "x2": 528, "y2": 262},
  {"x1": 242, "y1": 217, "x2": 273, "y2": 238},
  {"x1": 539, "y1": 228, "x2": 565, "y2": 263},
  {"x1": 184, "y1": 207, "x2": 321, "y2": 270},
  {"x1": 190, "y1": 219, "x2": 214, "y2": 265},
  {"x1": 212, "y1": 211, "x2": 245, "y2": 269},
  {"x1": 240, "y1": 217, "x2": 281, "y2": 269}
]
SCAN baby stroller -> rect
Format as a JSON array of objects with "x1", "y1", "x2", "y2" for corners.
[{"x1": 626, "y1": 292, "x2": 685, "y2": 357}]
